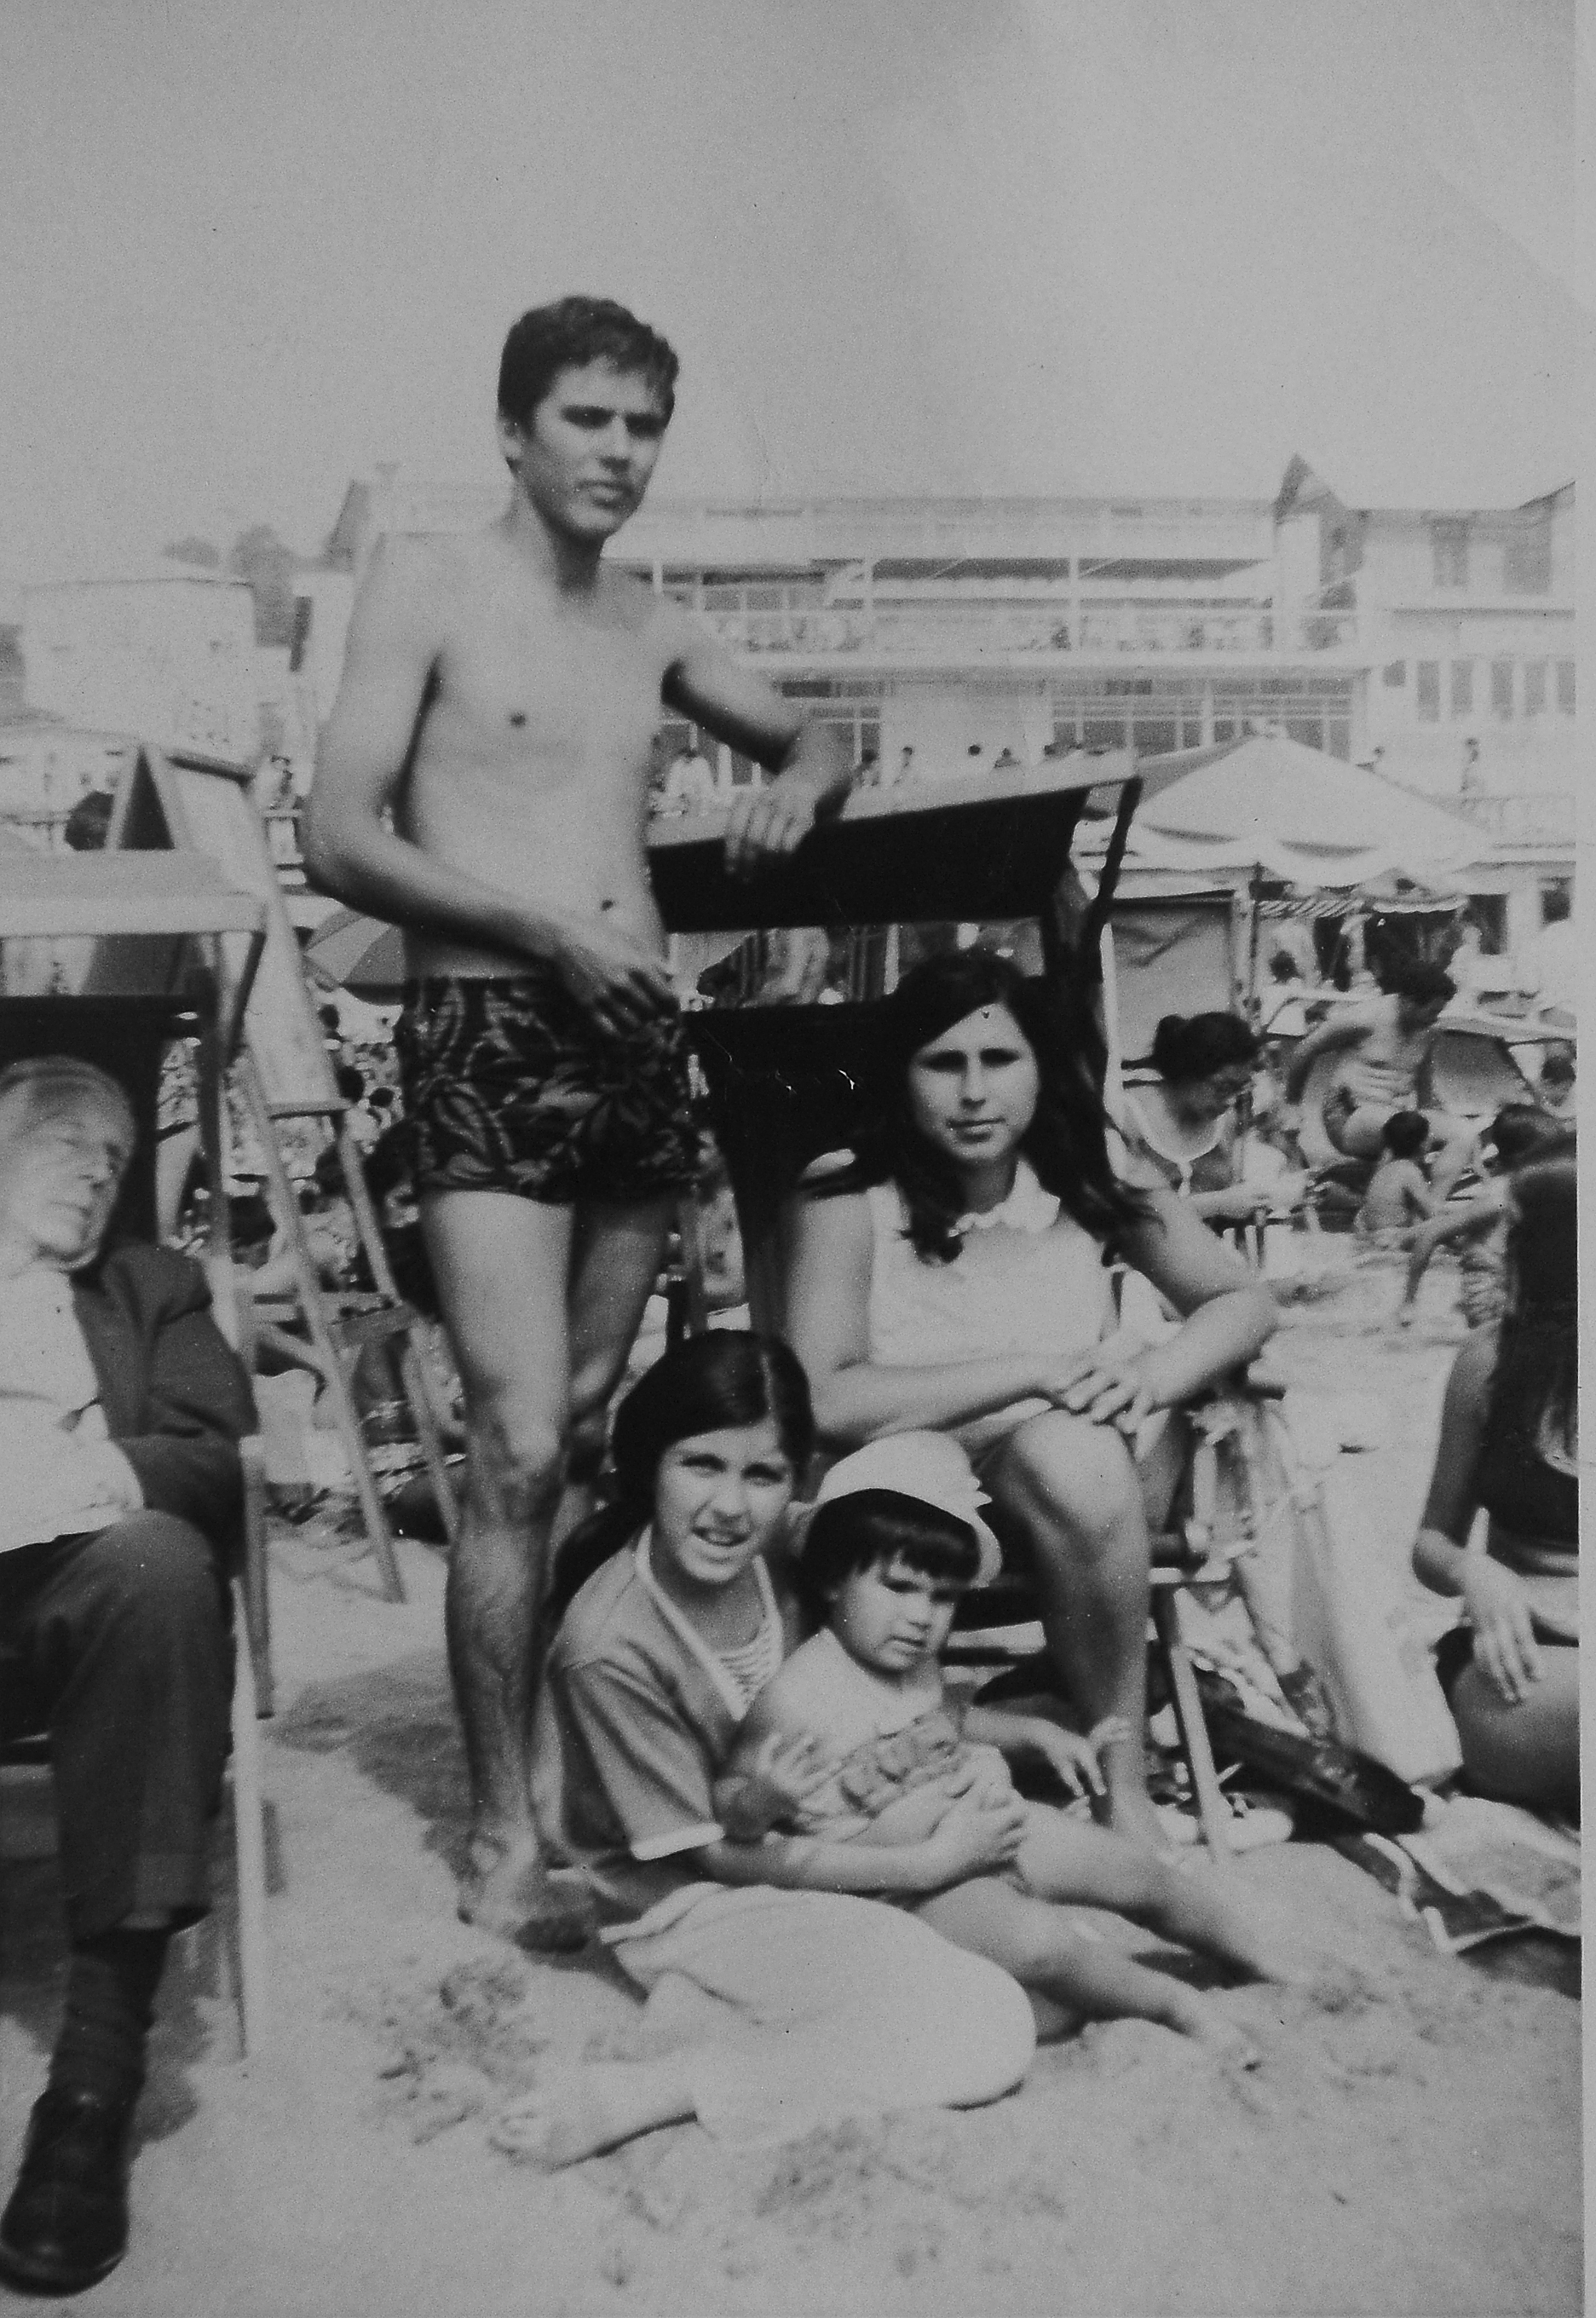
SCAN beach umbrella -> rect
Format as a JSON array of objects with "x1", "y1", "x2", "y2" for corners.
[
  {"x1": 302, "y1": 905, "x2": 407, "y2": 996},
  {"x1": 1113, "y1": 731, "x2": 1478, "y2": 888}
]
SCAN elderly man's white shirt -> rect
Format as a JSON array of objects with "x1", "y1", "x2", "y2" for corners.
[{"x1": 0, "y1": 1265, "x2": 142, "y2": 1554}]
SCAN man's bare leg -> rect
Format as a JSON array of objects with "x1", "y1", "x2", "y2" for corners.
[
  {"x1": 551, "y1": 1196, "x2": 677, "y2": 1555},
  {"x1": 422, "y1": 1190, "x2": 586, "y2": 1946}
]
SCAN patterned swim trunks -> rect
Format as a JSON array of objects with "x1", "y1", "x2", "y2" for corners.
[{"x1": 395, "y1": 971, "x2": 701, "y2": 1206}]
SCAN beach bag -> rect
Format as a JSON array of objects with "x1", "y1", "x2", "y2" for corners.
[
  {"x1": 1196, "y1": 1673, "x2": 1425, "y2": 1837},
  {"x1": 1287, "y1": 1478, "x2": 1463, "y2": 1789}
]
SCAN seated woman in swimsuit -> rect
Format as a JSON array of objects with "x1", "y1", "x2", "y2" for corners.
[
  {"x1": 1412, "y1": 1156, "x2": 1578, "y2": 1814},
  {"x1": 1283, "y1": 958, "x2": 1477, "y2": 1202},
  {"x1": 509, "y1": 1332, "x2": 1035, "y2": 2166},
  {"x1": 784, "y1": 950, "x2": 1278, "y2": 1845},
  {"x1": 1118, "y1": 1011, "x2": 1305, "y2": 1230}
]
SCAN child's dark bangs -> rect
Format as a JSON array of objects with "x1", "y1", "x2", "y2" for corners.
[{"x1": 823, "y1": 1491, "x2": 980, "y2": 1582}]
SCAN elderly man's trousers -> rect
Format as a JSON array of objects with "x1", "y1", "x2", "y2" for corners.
[{"x1": 0, "y1": 1515, "x2": 231, "y2": 1939}]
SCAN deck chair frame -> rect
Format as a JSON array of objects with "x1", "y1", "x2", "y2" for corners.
[
  {"x1": 0, "y1": 851, "x2": 272, "y2": 2050},
  {"x1": 646, "y1": 753, "x2": 1322, "y2": 1856}
]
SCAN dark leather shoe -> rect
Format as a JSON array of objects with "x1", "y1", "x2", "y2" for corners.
[{"x1": 0, "y1": 2086, "x2": 135, "y2": 2294}]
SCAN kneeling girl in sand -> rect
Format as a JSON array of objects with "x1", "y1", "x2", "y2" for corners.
[
  {"x1": 499, "y1": 1337, "x2": 1035, "y2": 2166},
  {"x1": 720, "y1": 1435, "x2": 1299, "y2": 2061}
]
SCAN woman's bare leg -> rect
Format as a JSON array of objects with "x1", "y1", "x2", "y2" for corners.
[
  {"x1": 1450, "y1": 1649, "x2": 1580, "y2": 1815},
  {"x1": 918, "y1": 1877, "x2": 1258, "y2": 2064},
  {"x1": 988, "y1": 1411, "x2": 1162, "y2": 1843}
]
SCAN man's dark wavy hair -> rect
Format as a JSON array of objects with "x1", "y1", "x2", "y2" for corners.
[
  {"x1": 811, "y1": 950, "x2": 1149, "y2": 1263},
  {"x1": 1487, "y1": 1155, "x2": 1577, "y2": 1473},
  {"x1": 498, "y1": 297, "x2": 679, "y2": 431}
]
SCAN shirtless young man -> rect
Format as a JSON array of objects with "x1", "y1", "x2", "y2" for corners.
[
  {"x1": 1282, "y1": 958, "x2": 1477, "y2": 1200},
  {"x1": 305, "y1": 297, "x2": 850, "y2": 1944}
]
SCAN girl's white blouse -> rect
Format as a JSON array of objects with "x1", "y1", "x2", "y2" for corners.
[{"x1": 861, "y1": 1160, "x2": 1122, "y2": 1456}]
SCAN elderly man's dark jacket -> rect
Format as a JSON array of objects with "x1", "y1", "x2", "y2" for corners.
[{"x1": 69, "y1": 1243, "x2": 256, "y2": 1555}]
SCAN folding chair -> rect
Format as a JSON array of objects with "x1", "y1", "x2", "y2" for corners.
[{"x1": 0, "y1": 849, "x2": 272, "y2": 2051}]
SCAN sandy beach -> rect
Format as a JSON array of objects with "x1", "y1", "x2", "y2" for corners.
[{"x1": 1, "y1": 1255, "x2": 1581, "y2": 2318}]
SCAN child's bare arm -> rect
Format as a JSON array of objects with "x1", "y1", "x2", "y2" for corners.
[
  {"x1": 961, "y1": 1707, "x2": 1129, "y2": 1800},
  {"x1": 711, "y1": 1684, "x2": 831, "y2": 1841},
  {"x1": 1403, "y1": 1163, "x2": 1438, "y2": 1223},
  {"x1": 699, "y1": 1786, "x2": 1028, "y2": 1897}
]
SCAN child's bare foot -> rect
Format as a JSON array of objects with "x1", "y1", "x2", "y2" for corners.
[
  {"x1": 492, "y1": 2061, "x2": 694, "y2": 2168},
  {"x1": 1260, "y1": 1945, "x2": 1381, "y2": 2012},
  {"x1": 458, "y1": 1833, "x2": 590, "y2": 1952},
  {"x1": 1166, "y1": 1993, "x2": 1261, "y2": 2070}
]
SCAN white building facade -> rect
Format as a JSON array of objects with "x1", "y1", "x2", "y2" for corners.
[
  {"x1": 22, "y1": 577, "x2": 263, "y2": 764},
  {"x1": 1274, "y1": 459, "x2": 1577, "y2": 798},
  {"x1": 321, "y1": 463, "x2": 1576, "y2": 937}
]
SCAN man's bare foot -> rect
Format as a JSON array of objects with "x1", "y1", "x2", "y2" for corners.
[
  {"x1": 1165, "y1": 1994, "x2": 1261, "y2": 2070},
  {"x1": 458, "y1": 1836, "x2": 591, "y2": 1952},
  {"x1": 492, "y1": 2061, "x2": 694, "y2": 2168}
]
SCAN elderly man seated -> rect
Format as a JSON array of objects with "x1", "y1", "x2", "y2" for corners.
[{"x1": 0, "y1": 1056, "x2": 253, "y2": 2297}]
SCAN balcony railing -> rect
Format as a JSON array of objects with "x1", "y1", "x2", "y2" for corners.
[
  {"x1": 1448, "y1": 793, "x2": 1576, "y2": 847},
  {"x1": 696, "y1": 603, "x2": 1358, "y2": 658}
]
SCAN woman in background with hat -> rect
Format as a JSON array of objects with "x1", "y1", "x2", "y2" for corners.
[{"x1": 786, "y1": 950, "x2": 1278, "y2": 1848}]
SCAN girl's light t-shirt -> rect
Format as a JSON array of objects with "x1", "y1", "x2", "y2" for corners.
[{"x1": 532, "y1": 1531, "x2": 804, "y2": 1923}]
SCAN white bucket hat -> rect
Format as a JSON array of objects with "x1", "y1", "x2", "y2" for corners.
[{"x1": 811, "y1": 1432, "x2": 1004, "y2": 1585}]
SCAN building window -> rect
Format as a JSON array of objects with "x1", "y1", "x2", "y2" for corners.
[
  {"x1": 1490, "y1": 660, "x2": 1513, "y2": 718},
  {"x1": 1556, "y1": 660, "x2": 1576, "y2": 714},
  {"x1": 1524, "y1": 660, "x2": 1547, "y2": 717},
  {"x1": 1415, "y1": 662, "x2": 1440, "y2": 721},
  {"x1": 1381, "y1": 660, "x2": 1406, "y2": 687},
  {"x1": 1132, "y1": 719, "x2": 1178, "y2": 758},
  {"x1": 1328, "y1": 719, "x2": 1351, "y2": 761},
  {"x1": 1450, "y1": 660, "x2": 1474, "y2": 717},
  {"x1": 1083, "y1": 718, "x2": 1126, "y2": 752},
  {"x1": 1431, "y1": 521, "x2": 1469, "y2": 589},
  {"x1": 1503, "y1": 522, "x2": 1552, "y2": 594}
]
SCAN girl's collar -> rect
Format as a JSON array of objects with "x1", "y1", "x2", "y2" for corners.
[
  {"x1": 635, "y1": 1531, "x2": 778, "y2": 1721},
  {"x1": 955, "y1": 1156, "x2": 1060, "y2": 1237}
]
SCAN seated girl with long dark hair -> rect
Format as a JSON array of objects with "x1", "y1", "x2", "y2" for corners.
[
  {"x1": 785, "y1": 951, "x2": 1278, "y2": 1844},
  {"x1": 510, "y1": 1332, "x2": 1036, "y2": 2165},
  {"x1": 1412, "y1": 1156, "x2": 1579, "y2": 1813}
]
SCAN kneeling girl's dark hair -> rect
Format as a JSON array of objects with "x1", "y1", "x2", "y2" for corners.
[
  {"x1": 547, "y1": 1333, "x2": 814, "y2": 1627},
  {"x1": 802, "y1": 1490, "x2": 981, "y2": 1616}
]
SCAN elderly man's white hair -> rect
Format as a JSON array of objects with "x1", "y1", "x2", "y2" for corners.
[{"x1": 0, "y1": 1054, "x2": 136, "y2": 1135}]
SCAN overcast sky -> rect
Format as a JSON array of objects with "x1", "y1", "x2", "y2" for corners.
[{"x1": 0, "y1": 0, "x2": 1582, "y2": 616}]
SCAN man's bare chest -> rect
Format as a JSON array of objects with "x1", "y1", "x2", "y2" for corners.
[{"x1": 435, "y1": 601, "x2": 667, "y2": 759}]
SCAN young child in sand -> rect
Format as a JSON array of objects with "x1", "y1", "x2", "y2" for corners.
[
  {"x1": 1355, "y1": 1110, "x2": 1437, "y2": 1244},
  {"x1": 717, "y1": 1434, "x2": 1307, "y2": 2061}
]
